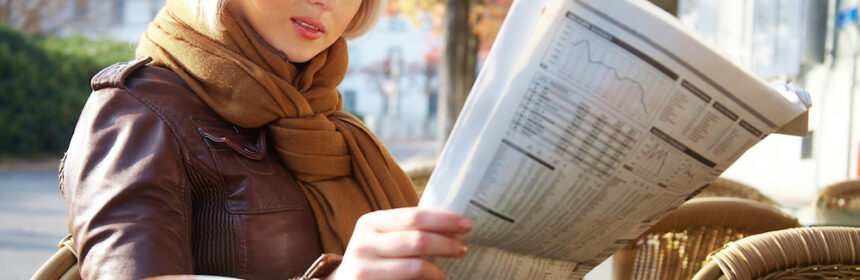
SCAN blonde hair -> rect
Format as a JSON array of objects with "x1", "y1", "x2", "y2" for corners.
[{"x1": 183, "y1": 0, "x2": 383, "y2": 39}]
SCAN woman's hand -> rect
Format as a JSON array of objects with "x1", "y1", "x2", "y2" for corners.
[{"x1": 328, "y1": 207, "x2": 473, "y2": 280}]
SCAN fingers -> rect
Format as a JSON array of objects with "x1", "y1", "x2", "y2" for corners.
[
  {"x1": 356, "y1": 230, "x2": 468, "y2": 258},
  {"x1": 351, "y1": 258, "x2": 446, "y2": 280},
  {"x1": 360, "y1": 208, "x2": 472, "y2": 234},
  {"x1": 337, "y1": 208, "x2": 472, "y2": 280}
]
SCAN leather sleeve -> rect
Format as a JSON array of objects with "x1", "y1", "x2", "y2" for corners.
[{"x1": 61, "y1": 86, "x2": 194, "y2": 279}]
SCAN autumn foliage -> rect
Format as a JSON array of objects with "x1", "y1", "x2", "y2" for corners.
[{"x1": 387, "y1": 0, "x2": 514, "y2": 62}]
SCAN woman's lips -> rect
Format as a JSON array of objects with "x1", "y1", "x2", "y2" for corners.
[{"x1": 291, "y1": 17, "x2": 325, "y2": 40}]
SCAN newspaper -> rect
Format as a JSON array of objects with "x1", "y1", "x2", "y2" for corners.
[{"x1": 417, "y1": 0, "x2": 811, "y2": 279}]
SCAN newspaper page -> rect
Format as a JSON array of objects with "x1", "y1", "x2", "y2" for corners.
[{"x1": 418, "y1": 0, "x2": 811, "y2": 279}]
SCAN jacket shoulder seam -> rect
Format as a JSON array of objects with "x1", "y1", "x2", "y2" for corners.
[{"x1": 90, "y1": 57, "x2": 153, "y2": 91}]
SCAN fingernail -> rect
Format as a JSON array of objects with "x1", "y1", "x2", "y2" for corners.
[
  {"x1": 459, "y1": 218, "x2": 473, "y2": 231},
  {"x1": 459, "y1": 245, "x2": 468, "y2": 257}
]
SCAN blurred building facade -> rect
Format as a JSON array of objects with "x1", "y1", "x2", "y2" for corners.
[
  {"x1": 339, "y1": 17, "x2": 440, "y2": 140},
  {"x1": 106, "y1": 0, "x2": 165, "y2": 42},
  {"x1": 14, "y1": 0, "x2": 165, "y2": 41},
  {"x1": 674, "y1": 0, "x2": 855, "y2": 209}
]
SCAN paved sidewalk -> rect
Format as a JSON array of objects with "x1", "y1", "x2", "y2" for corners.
[{"x1": 0, "y1": 167, "x2": 68, "y2": 280}]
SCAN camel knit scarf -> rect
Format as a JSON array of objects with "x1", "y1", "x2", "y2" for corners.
[{"x1": 136, "y1": 0, "x2": 418, "y2": 254}]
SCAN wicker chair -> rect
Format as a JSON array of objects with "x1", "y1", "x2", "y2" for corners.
[
  {"x1": 613, "y1": 197, "x2": 800, "y2": 280},
  {"x1": 815, "y1": 180, "x2": 860, "y2": 226},
  {"x1": 692, "y1": 226, "x2": 860, "y2": 280},
  {"x1": 694, "y1": 178, "x2": 776, "y2": 205},
  {"x1": 31, "y1": 235, "x2": 80, "y2": 280},
  {"x1": 400, "y1": 159, "x2": 436, "y2": 196}
]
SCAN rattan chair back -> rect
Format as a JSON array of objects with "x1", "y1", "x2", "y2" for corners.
[
  {"x1": 695, "y1": 178, "x2": 775, "y2": 204},
  {"x1": 400, "y1": 159, "x2": 436, "y2": 195},
  {"x1": 692, "y1": 226, "x2": 860, "y2": 280},
  {"x1": 613, "y1": 197, "x2": 800, "y2": 280},
  {"x1": 816, "y1": 180, "x2": 860, "y2": 226},
  {"x1": 31, "y1": 235, "x2": 80, "y2": 280}
]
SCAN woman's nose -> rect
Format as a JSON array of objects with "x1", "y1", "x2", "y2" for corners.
[{"x1": 308, "y1": 0, "x2": 332, "y2": 9}]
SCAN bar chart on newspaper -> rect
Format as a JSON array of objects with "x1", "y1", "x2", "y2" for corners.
[{"x1": 541, "y1": 12, "x2": 677, "y2": 127}]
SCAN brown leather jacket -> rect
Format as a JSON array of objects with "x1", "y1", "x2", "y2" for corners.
[{"x1": 60, "y1": 57, "x2": 333, "y2": 279}]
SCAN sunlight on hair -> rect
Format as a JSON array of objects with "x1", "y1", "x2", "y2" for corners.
[
  {"x1": 344, "y1": 0, "x2": 385, "y2": 39},
  {"x1": 183, "y1": 0, "x2": 228, "y2": 32}
]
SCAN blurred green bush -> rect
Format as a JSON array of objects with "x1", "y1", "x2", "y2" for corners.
[{"x1": 0, "y1": 25, "x2": 135, "y2": 159}]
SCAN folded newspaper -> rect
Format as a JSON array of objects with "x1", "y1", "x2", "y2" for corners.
[{"x1": 417, "y1": 0, "x2": 811, "y2": 278}]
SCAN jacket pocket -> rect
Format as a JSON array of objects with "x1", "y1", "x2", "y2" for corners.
[{"x1": 193, "y1": 116, "x2": 307, "y2": 214}]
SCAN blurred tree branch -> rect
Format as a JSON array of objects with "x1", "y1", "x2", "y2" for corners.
[
  {"x1": 0, "y1": 0, "x2": 122, "y2": 35},
  {"x1": 18, "y1": 0, "x2": 53, "y2": 33},
  {"x1": 0, "y1": 0, "x2": 11, "y2": 25}
]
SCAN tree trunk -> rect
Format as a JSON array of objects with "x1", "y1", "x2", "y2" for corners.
[{"x1": 437, "y1": 0, "x2": 478, "y2": 151}]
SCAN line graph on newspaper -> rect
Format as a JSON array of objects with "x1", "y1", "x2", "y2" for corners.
[{"x1": 541, "y1": 12, "x2": 677, "y2": 127}]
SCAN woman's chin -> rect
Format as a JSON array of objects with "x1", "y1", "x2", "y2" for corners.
[
  {"x1": 282, "y1": 48, "x2": 317, "y2": 63},
  {"x1": 289, "y1": 56, "x2": 312, "y2": 63}
]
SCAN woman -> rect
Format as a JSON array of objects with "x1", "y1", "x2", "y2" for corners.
[{"x1": 60, "y1": 0, "x2": 470, "y2": 279}]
